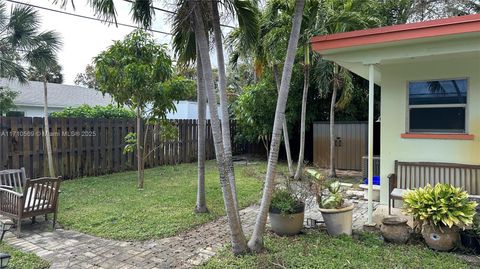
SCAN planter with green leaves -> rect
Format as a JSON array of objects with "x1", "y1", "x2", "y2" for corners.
[
  {"x1": 403, "y1": 184, "x2": 478, "y2": 251},
  {"x1": 269, "y1": 189, "x2": 305, "y2": 236},
  {"x1": 307, "y1": 170, "x2": 354, "y2": 236},
  {"x1": 460, "y1": 214, "x2": 480, "y2": 254}
]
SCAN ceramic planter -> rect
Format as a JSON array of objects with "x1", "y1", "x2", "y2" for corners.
[
  {"x1": 269, "y1": 202, "x2": 305, "y2": 236},
  {"x1": 421, "y1": 224, "x2": 460, "y2": 251},
  {"x1": 380, "y1": 216, "x2": 410, "y2": 244},
  {"x1": 319, "y1": 202, "x2": 354, "y2": 236}
]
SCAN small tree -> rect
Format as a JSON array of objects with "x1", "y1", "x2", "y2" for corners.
[
  {"x1": 0, "y1": 87, "x2": 18, "y2": 116},
  {"x1": 95, "y1": 30, "x2": 193, "y2": 189}
]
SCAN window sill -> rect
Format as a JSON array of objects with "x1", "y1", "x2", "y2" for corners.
[{"x1": 401, "y1": 133, "x2": 474, "y2": 140}]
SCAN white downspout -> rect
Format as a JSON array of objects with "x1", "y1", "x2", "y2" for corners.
[{"x1": 367, "y1": 64, "x2": 375, "y2": 225}]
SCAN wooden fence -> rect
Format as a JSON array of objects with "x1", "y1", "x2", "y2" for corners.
[{"x1": 0, "y1": 117, "x2": 216, "y2": 179}]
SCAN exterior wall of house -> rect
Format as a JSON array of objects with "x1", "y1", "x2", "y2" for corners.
[
  {"x1": 379, "y1": 53, "x2": 480, "y2": 204},
  {"x1": 13, "y1": 105, "x2": 65, "y2": 117},
  {"x1": 165, "y1": 101, "x2": 221, "y2": 120}
]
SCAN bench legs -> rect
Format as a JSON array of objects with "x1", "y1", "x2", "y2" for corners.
[{"x1": 16, "y1": 218, "x2": 21, "y2": 238}]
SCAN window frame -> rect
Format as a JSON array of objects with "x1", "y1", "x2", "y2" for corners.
[{"x1": 406, "y1": 77, "x2": 469, "y2": 134}]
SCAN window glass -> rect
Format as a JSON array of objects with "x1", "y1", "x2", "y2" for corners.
[
  {"x1": 409, "y1": 79, "x2": 467, "y2": 105},
  {"x1": 409, "y1": 107, "x2": 465, "y2": 133}
]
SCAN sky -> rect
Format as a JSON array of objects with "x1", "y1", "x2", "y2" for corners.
[{"x1": 4, "y1": 0, "x2": 190, "y2": 85}]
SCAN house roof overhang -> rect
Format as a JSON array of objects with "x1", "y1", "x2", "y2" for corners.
[{"x1": 310, "y1": 14, "x2": 480, "y2": 84}]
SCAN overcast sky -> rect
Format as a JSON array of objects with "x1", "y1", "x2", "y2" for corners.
[{"x1": 4, "y1": 0, "x2": 191, "y2": 85}]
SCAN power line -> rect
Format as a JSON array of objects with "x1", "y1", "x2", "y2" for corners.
[
  {"x1": 121, "y1": 0, "x2": 235, "y2": 29},
  {"x1": 5, "y1": 0, "x2": 173, "y2": 36}
]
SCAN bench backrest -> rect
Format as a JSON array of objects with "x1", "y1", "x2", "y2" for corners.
[
  {"x1": 394, "y1": 161, "x2": 480, "y2": 194},
  {"x1": 22, "y1": 177, "x2": 61, "y2": 215},
  {"x1": 0, "y1": 168, "x2": 28, "y2": 193}
]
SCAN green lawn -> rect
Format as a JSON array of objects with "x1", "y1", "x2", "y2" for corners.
[
  {"x1": 201, "y1": 231, "x2": 470, "y2": 269},
  {"x1": 0, "y1": 243, "x2": 50, "y2": 269},
  {"x1": 59, "y1": 161, "x2": 266, "y2": 241}
]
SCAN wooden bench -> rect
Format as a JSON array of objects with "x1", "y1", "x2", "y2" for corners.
[
  {"x1": 0, "y1": 168, "x2": 29, "y2": 193},
  {"x1": 0, "y1": 177, "x2": 61, "y2": 237},
  {"x1": 388, "y1": 161, "x2": 480, "y2": 215}
]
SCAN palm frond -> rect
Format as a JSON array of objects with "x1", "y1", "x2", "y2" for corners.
[
  {"x1": 335, "y1": 67, "x2": 354, "y2": 109},
  {"x1": 131, "y1": 0, "x2": 155, "y2": 28},
  {"x1": 87, "y1": 0, "x2": 117, "y2": 25}
]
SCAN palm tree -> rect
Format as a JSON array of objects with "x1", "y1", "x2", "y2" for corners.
[
  {"x1": 315, "y1": 0, "x2": 380, "y2": 178},
  {"x1": 209, "y1": 0, "x2": 259, "y2": 214},
  {"x1": 248, "y1": 0, "x2": 305, "y2": 253},
  {"x1": 190, "y1": 0, "x2": 249, "y2": 254},
  {"x1": 25, "y1": 31, "x2": 62, "y2": 178},
  {"x1": 0, "y1": 3, "x2": 50, "y2": 82}
]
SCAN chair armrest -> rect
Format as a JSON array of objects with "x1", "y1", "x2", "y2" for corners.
[
  {"x1": 0, "y1": 188, "x2": 23, "y2": 197},
  {"x1": 0, "y1": 185, "x2": 14, "y2": 190},
  {"x1": 388, "y1": 173, "x2": 397, "y2": 194}
]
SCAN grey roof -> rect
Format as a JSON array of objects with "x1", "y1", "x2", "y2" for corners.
[{"x1": 0, "y1": 78, "x2": 113, "y2": 108}]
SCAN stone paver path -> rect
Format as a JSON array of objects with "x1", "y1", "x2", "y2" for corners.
[{"x1": 5, "y1": 198, "x2": 375, "y2": 269}]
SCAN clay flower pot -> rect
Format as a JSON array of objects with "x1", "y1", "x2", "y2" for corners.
[
  {"x1": 422, "y1": 223, "x2": 460, "y2": 251},
  {"x1": 319, "y1": 202, "x2": 354, "y2": 236},
  {"x1": 380, "y1": 216, "x2": 410, "y2": 244}
]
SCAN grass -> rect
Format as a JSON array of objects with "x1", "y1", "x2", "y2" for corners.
[
  {"x1": 59, "y1": 161, "x2": 267, "y2": 241},
  {"x1": 0, "y1": 243, "x2": 50, "y2": 269},
  {"x1": 201, "y1": 231, "x2": 470, "y2": 269}
]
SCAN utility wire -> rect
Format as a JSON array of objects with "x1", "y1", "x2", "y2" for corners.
[
  {"x1": 121, "y1": 0, "x2": 236, "y2": 29},
  {"x1": 5, "y1": 0, "x2": 173, "y2": 36}
]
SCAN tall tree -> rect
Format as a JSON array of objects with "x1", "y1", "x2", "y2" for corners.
[
  {"x1": 195, "y1": 50, "x2": 208, "y2": 213},
  {"x1": 94, "y1": 30, "x2": 174, "y2": 189},
  {"x1": 25, "y1": 31, "x2": 63, "y2": 178},
  {"x1": 248, "y1": 0, "x2": 305, "y2": 252},
  {"x1": 74, "y1": 64, "x2": 97, "y2": 88},
  {"x1": 0, "y1": 3, "x2": 53, "y2": 82},
  {"x1": 28, "y1": 63, "x2": 63, "y2": 84},
  {"x1": 191, "y1": 0, "x2": 248, "y2": 254}
]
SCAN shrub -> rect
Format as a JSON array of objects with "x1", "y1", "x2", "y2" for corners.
[
  {"x1": 270, "y1": 189, "x2": 304, "y2": 215},
  {"x1": 403, "y1": 184, "x2": 478, "y2": 228},
  {"x1": 51, "y1": 104, "x2": 135, "y2": 119}
]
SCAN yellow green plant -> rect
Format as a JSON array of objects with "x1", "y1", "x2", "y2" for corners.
[{"x1": 403, "y1": 184, "x2": 478, "y2": 228}]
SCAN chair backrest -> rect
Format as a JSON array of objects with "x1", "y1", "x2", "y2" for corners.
[
  {"x1": 22, "y1": 177, "x2": 61, "y2": 214},
  {"x1": 0, "y1": 168, "x2": 28, "y2": 193},
  {"x1": 394, "y1": 160, "x2": 480, "y2": 194}
]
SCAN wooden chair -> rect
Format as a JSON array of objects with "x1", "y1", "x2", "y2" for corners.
[
  {"x1": 388, "y1": 160, "x2": 480, "y2": 215},
  {"x1": 0, "y1": 168, "x2": 29, "y2": 193},
  {"x1": 0, "y1": 177, "x2": 61, "y2": 237}
]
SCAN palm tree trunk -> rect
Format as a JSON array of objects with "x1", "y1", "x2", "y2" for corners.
[
  {"x1": 192, "y1": 1, "x2": 247, "y2": 255},
  {"x1": 294, "y1": 49, "x2": 310, "y2": 180},
  {"x1": 136, "y1": 107, "x2": 145, "y2": 189},
  {"x1": 195, "y1": 49, "x2": 208, "y2": 213},
  {"x1": 272, "y1": 64, "x2": 294, "y2": 177},
  {"x1": 43, "y1": 77, "x2": 55, "y2": 178},
  {"x1": 210, "y1": 1, "x2": 240, "y2": 214},
  {"x1": 248, "y1": 0, "x2": 305, "y2": 253},
  {"x1": 329, "y1": 76, "x2": 338, "y2": 178}
]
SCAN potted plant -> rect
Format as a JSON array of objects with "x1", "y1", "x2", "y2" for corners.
[
  {"x1": 460, "y1": 214, "x2": 480, "y2": 254},
  {"x1": 269, "y1": 188, "x2": 305, "y2": 236},
  {"x1": 403, "y1": 184, "x2": 478, "y2": 251},
  {"x1": 307, "y1": 169, "x2": 354, "y2": 236}
]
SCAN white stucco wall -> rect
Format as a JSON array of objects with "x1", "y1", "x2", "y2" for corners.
[
  {"x1": 165, "y1": 101, "x2": 221, "y2": 120},
  {"x1": 14, "y1": 105, "x2": 65, "y2": 117},
  {"x1": 379, "y1": 53, "x2": 480, "y2": 204}
]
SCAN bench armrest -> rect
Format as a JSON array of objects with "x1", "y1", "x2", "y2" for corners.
[
  {"x1": 388, "y1": 173, "x2": 397, "y2": 193},
  {"x1": 0, "y1": 185, "x2": 14, "y2": 190}
]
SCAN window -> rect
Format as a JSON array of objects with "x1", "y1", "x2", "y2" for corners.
[{"x1": 408, "y1": 78, "x2": 467, "y2": 133}]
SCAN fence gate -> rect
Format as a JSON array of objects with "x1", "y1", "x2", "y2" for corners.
[{"x1": 313, "y1": 122, "x2": 368, "y2": 171}]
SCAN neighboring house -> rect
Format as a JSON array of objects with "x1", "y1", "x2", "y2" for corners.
[
  {"x1": 165, "y1": 100, "x2": 221, "y2": 120},
  {"x1": 0, "y1": 78, "x2": 113, "y2": 117},
  {"x1": 311, "y1": 14, "x2": 480, "y2": 206}
]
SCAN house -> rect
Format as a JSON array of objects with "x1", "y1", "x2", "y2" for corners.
[
  {"x1": 165, "y1": 100, "x2": 221, "y2": 120},
  {"x1": 1, "y1": 79, "x2": 113, "y2": 117},
  {"x1": 311, "y1": 14, "x2": 480, "y2": 221}
]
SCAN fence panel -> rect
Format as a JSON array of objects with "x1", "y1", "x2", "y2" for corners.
[{"x1": 0, "y1": 117, "x2": 220, "y2": 179}]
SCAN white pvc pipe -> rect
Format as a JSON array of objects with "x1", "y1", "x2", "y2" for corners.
[{"x1": 367, "y1": 64, "x2": 375, "y2": 225}]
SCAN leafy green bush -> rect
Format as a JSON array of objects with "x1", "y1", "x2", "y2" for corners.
[
  {"x1": 51, "y1": 104, "x2": 135, "y2": 119},
  {"x1": 403, "y1": 184, "x2": 478, "y2": 228},
  {"x1": 319, "y1": 181, "x2": 345, "y2": 209},
  {"x1": 270, "y1": 189, "x2": 304, "y2": 215}
]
